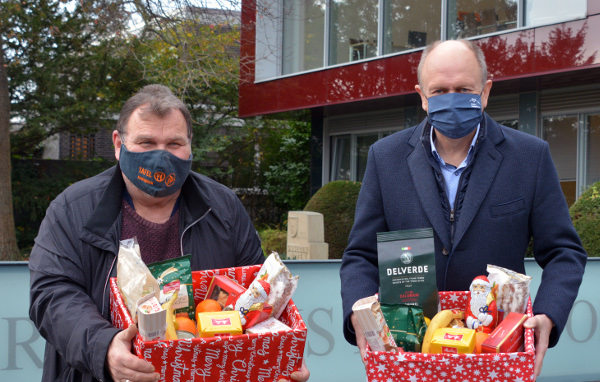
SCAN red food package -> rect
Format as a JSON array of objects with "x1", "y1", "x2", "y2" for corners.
[
  {"x1": 206, "y1": 275, "x2": 246, "y2": 309},
  {"x1": 481, "y1": 312, "x2": 527, "y2": 353}
]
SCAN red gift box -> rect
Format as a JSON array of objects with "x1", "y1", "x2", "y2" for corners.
[
  {"x1": 110, "y1": 264, "x2": 306, "y2": 382},
  {"x1": 366, "y1": 291, "x2": 535, "y2": 382}
]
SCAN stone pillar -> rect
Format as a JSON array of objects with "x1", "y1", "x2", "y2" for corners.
[{"x1": 286, "y1": 211, "x2": 329, "y2": 260}]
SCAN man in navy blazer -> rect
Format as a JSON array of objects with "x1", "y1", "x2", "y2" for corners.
[{"x1": 340, "y1": 40, "x2": 587, "y2": 377}]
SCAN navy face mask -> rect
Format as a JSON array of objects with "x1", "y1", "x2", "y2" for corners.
[
  {"x1": 119, "y1": 144, "x2": 192, "y2": 197},
  {"x1": 426, "y1": 92, "x2": 484, "y2": 139}
]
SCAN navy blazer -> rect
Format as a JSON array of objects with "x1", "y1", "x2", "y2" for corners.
[{"x1": 340, "y1": 113, "x2": 587, "y2": 348}]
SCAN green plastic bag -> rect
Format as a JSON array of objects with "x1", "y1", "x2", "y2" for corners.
[
  {"x1": 148, "y1": 255, "x2": 194, "y2": 319},
  {"x1": 380, "y1": 303, "x2": 427, "y2": 352}
]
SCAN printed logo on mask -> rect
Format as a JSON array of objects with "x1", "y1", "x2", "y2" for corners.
[{"x1": 137, "y1": 167, "x2": 176, "y2": 187}]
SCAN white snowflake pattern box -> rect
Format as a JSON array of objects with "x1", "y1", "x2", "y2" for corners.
[
  {"x1": 110, "y1": 264, "x2": 307, "y2": 382},
  {"x1": 365, "y1": 291, "x2": 535, "y2": 382}
]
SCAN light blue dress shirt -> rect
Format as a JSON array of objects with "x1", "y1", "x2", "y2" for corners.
[{"x1": 430, "y1": 125, "x2": 480, "y2": 210}]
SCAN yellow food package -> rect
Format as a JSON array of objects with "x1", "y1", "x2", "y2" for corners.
[
  {"x1": 197, "y1": 311, "x2": 243, "y2": 338},
  {"x1": 429, "y1": 328, "x2": 476, "y2": 354}
]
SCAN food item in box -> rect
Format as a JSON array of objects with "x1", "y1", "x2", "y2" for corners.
[
  {"x1": 377, "y1": 228, "x2": 438, "y2": 319},
  {"x1": 352, "y1": 295, "x2": 397, "y2": 352},
  {"x1": 465, "y1": 275, "x2": 498, "y2": 333},
  {"x1": 481, "y1": 312, "x2": 527, "y2": 353},
  {"x1": 117, "y1": 238, "x2": 159, "y2": 321},
  {"x1": 206, "y1": 275, "x2": 246, "y2": 308},
  {"x1": 197, "y1": 311, "x2": 243, "y2": 338},
  {"x1": 175, "y1": 316, "x2": 197, "y2": 336},
  {"x1": 148, "y1": 255, "x2": 195, "y2": 319},
  {"x1": 196, "y1": 298, "x2": 222, "y2": 314},
  {"x1": 162, "y1": 290, "x2": 179, "y2": 340},
  {"x1": 429, "y1": 327, "x2": 476, "y2": 354},
  {"x1": 380, "y1": 303, "x2": 427, "y2": 352},
  {"x1": 487, "y1": 264, "x2": 531, "y2": 316},
  {"x1": 246, "y1": 317, "x2": 292, "y2": 334},
  {"x1": 231, "y1": 252, "x2": 298, "y2": 328},
  {"x1": 421, "y1": 309, "x2": 465, "y2": 353},
  {"x1": 136, "y1": 294, "x2": 166, "y2": 341}
]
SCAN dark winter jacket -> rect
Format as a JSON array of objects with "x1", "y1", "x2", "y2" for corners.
[
  {"x1": 340, "y1": 114, "x2": 587, "y2": 348},
  {"x1": 29, "y1": 165, "x2": 264, "y2": 382}
]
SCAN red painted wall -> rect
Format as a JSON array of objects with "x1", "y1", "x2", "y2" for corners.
[{"x1": 239, "y1": 4, "x2": 600, "y2": 117}]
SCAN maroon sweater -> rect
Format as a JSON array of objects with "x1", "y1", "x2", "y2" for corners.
[{"x1": 120, "y1": 200, "x2": 180, "y2": 264}]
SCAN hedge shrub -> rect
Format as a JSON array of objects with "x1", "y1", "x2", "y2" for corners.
[
  {"x1": 303, "y1": 180, "x2": 361, "y2": 259},
  {"x1": 570, "y1": 180, "x2": 600, "y2": 257},
  {"x1": 258, "y1": 228, "x2": 287, "y2": 258}
]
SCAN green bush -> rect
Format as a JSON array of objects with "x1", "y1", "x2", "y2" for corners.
[
  {"x1": 258, "y1": 227, "x2": 288, "y2": 258},
  {"x1": 570, "y1": 181, "x2": 600, "y2": 257},
  {"x1": 303, "y1": 180, "x2": 361, "y2": 259},
  {"x1": 12, "y1": 159, "x2": 115, "y2": 254}
]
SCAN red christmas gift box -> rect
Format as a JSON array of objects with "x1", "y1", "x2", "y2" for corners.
[
  {"x1": 110, "y1": 264, "x2": 307, "y2": 382},
  {"x1": 366, "y1": 291, "x2": 535, "y2": 382}
]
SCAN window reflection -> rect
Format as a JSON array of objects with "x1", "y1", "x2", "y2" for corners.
[
  {"x1": 586, "y1": 114, "x2": 600, "y2": 188},
  {"x1": 283, "y1": 0, "x2": 326, "y2": 74},
  {"x1": 383, "y1": 0, "x2": 440, "y2": 55},
  {"x1": 356, "y1": 134, "x2": 378, "y2": 181},
  {"x1": 447, "y1": 0, "x2": 518, "y2": 39},
  {"x1": 331, "y1": 135, "x2": 352, "y2": 181},
  {"x1": 543, "y1": 115, "x2": 578, "y2": 206},
  {"x1": 329, "y1": 0, "x2": 379, "y2": 65}
]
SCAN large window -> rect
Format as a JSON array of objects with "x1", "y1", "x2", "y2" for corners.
[
  {"x1": 383, "y1": 0, "x2": 441, "y2": 54},
  {"x1": 330, "y1": 131, "x2": 396, "y2": 182},
  {"x1": 258, "y1": 0, "x2": 589, "y2": 78},
  {"x1": 447, "y1": 0, "x2": 518, "y2": 39},
  {"x1": 329, "y1": 0, "x2": 379, "y2": 65},
  {"x1": 283, "y1": 0, "x2": 326, "y2": 74},
  {"x1": 542, "y1": 112, "x2": 600, "y2": 206}
]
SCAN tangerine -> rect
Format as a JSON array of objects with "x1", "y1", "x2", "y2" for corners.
[
  {"x1": 196, "y1": 298, "x2": 222, "y2": 317},
  {"x1": 474, "y1": 331, "x2": 489, "y2": 354},
  {"x1": 175, "y1": 316, "x2": 197, "y2": 335}
]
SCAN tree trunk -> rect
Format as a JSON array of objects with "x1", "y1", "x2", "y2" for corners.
[{"x1": 0, "y1": 45, "x2": 20, "y2": 261}]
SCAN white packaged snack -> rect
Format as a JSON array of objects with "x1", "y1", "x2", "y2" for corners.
[
  {"x1": 352, "y1": 295, "x2": 397, "y2": 352},
  {"x1": 246, "y1": 317, "x2": 292, "y2": 334},
  {"x1": 487, "y1": 264, "x2": 532, "y2": 315}
]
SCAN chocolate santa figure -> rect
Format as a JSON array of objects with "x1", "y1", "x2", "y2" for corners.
[
  {"x1": 465, "y1": 275, "x2": 498, "y2": 333},
  {"x1": 234, "y1": 279, "x2": 271, "y2": 326}
]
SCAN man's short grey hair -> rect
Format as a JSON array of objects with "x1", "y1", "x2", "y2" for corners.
[
  {"x1": 116, "y1": 84, "x2": 193, "y2": 139},
  {"x1": 417, "y1": 39, "x2": 488, "y2": 90}
]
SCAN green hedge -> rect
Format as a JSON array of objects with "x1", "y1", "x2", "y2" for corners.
[
  {"x1": 303, "y1": 180, "x2": 361, "y2": 259},
  {"x1": 12, "y1": 159, "x2": 115, "y2": 253},
  {"x1": 570, "y1": 180, "x2": 600, "y2": 257}
]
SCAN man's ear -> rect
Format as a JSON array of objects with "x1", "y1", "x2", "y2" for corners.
[
  {"x1": 113, "y1": 131, "x2": 122, "y2": 161},
  {"x1": 481, "y1": 80, "x2": 493, "y2": 110},
  {"x1": 415, "y1": 85, "x2": 428, "y2": 113}
]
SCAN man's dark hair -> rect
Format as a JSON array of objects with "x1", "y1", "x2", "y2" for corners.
[{"x1": 116, "y1": 84, "x2": 193, "y2": 139}]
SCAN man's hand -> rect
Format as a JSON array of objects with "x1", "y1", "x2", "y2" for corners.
[
  {"x1": 107, "y1": 324, "x2": 160, "y2": 382},
  {"x1": 278, "y1": 357, "x2": 310, "y2": 382},
  {"x1": 350, "y1": 313, "x2": 368, "y2": 366},
  {"x1": 523, "y1": 314, "x2": 554, "y2": 379}
]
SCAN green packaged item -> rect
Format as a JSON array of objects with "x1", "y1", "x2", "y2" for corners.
[
  {"x1": 380, "y1": 303, "x2": 427, "y2": 352},
  {"x1": 377, "y1": 228, "x2": 438, "y2": 319},
  {"x1": 148, "y1": 255, "x2": 194, "y2": 319}
]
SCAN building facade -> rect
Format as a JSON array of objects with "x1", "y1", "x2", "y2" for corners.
[{"x1": 239, "y1": 0, "x2": 600, "y2": 205}]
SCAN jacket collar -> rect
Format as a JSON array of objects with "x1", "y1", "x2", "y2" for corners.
[
  {"x1": 80, "y1": 164, "x2": 212, "y2": 252},
  {"x1": 407, "y1": 113, "x2": 505, "y2": 252}
]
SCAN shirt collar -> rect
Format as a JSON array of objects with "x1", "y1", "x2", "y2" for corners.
[{"x1": 430, "y1": 124, "x2": 481, "y2": 166}]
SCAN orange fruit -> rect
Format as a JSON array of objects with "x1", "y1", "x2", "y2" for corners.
[
  {"x1": 196, "y1": 299, "x2": 222, "y2": 316},
  {"x1": 474, "y1": 331, "x2": 489, "y2": 354},
  {"x1": 175, "y1": 316, "x2": 197, "y2": 335}
]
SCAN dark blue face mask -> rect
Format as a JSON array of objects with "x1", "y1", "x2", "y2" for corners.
[
  {"x1": 119, "y1": 144, "x2": 192, "y2": 197},
  {"x1": 426, "y1": 92, "x2": 484, "y2": 139}
]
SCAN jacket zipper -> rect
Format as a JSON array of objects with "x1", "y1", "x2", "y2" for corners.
[
  {"x1": 179, "y1": 207, "x2": 212, "y2": 257},
  {"x1": 101, "y1": 254, "x2": 118, "y2": 317}
]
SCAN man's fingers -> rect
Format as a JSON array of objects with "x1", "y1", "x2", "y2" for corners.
[
  {"x1": 351, "y1": 313, "x2": 368, "y2": 366},
  {"x1": 524, "y1": 315, "x2": 553, "y2": 379}
]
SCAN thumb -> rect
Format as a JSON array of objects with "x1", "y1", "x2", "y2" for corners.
[
  {"x1": 123, "y1": 323, "x2": 138, "y2": 341},
  {"x1": 523, "y1": 317, "x2": 537, "y2": 329}
]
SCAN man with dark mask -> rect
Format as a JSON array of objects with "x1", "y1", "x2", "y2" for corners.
[
  {"x1": 29, "y1": 85, "x2": 309, "y2": 382},
  {"x1": 340, "y1": 40, "x2": 586, "y2": 377}
]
